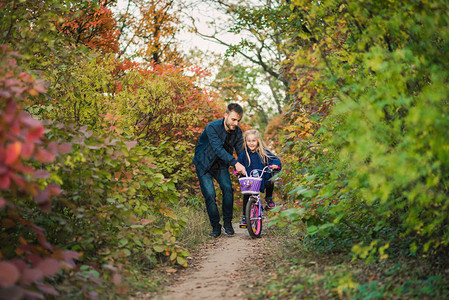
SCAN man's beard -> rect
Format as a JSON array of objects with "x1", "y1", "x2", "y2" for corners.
[{"x1": 225, "y1": 118, "x2": 235, "y2": 131}]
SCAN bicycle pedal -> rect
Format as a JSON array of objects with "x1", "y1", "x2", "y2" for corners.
[{"x1": 239, "y1": 224, "x2": 247, "y2": 228}]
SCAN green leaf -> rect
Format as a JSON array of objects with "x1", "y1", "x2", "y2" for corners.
[
  {"x1": 176, "y1": 256, "x2": 187, "y2": 267},
  {"x1": 153, "y1": 245, "x2": 164, "y2": 253}
]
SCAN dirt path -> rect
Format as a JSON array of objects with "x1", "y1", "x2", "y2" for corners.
[{"x1": 154, "y1": 222, "x2": 267, "y2": 300}]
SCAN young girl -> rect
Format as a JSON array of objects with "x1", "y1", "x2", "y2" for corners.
[{"x1": 237, "y1": 129, "x2": 281, "y2": 228}]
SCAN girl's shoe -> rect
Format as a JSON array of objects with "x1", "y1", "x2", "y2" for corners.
[
  {"x1": 239, "y1": 216, "x2": 247, "y2": 228},
  {"x1": 265, "y1": 197, "x2": 275, "y2": 210}
]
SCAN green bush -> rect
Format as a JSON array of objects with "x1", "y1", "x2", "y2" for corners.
[{"x1": 273, "y1": 0, "x2": 449, "y2": 259}]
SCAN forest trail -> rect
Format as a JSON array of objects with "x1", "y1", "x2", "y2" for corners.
[{"x1": 153, "y1": 222, "x2": 269, "y2": 300}]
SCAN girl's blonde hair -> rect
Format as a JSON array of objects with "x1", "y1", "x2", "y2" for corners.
[{"x1": 243, "y1": 129, "x2": 275, "y2": 165}]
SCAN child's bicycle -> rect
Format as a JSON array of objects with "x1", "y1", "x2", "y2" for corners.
[{"x1": 236, "y1": 165, "x2": 275, "y2": 238}]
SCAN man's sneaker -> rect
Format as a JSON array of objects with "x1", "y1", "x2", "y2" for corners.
[
  {"x1": 209, "y1": 225, "x2": 221, "y2": 238},
  {"x1": 265, "y1": 197, "x2": 276, "y2": 211},
  {"x1": 239, "y1": 216, "x2": 247, "y2": 228},
  {"x1": 223, "y1": 223, "x2": 235, "y2": 236}
]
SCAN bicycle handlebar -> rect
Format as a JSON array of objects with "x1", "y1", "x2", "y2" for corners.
[{"x1": 234, "y1": 165, "x2": 278, "y2": 178}]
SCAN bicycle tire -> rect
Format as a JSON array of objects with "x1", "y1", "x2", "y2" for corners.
[{"x1": 245, "y1": 196, "x2": 262, "y2": 238}]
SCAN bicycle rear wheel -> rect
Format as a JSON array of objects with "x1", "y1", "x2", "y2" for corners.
[{"x1": 245, "y1": 196, "x2": 262, "y2": 238}]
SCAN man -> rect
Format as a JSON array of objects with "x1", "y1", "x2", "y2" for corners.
[{"x1": 193, "y1": 103, "x2": 246, "y2": 237}]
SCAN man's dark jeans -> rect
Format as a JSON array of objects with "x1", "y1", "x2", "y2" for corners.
[{"x1": 197, "y1": 163, "x2": 234, "y2": 228}]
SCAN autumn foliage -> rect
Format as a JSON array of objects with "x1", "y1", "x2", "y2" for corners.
[
  {"x1": 0, "y1": 47, "x2": 79, "y2": 299},
  {"x1": 0, "y1": 0, "x2": 225, "y2": 298},
  {"x1": 57, "y1": 0, "x2": 120, "y2": 53}
]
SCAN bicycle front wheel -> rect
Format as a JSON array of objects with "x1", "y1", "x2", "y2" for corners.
[{"x1": 245, "y1": 196, "x2": 262, "y2": 238}]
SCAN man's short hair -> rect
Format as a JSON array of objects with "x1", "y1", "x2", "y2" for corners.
[{"x1": 226, "y1": 103, "x2": 243, "y2": 116}]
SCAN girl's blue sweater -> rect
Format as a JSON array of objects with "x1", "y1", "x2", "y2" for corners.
[{"x1": 237, "y1": 148, "x2": 281, "y2": 192}]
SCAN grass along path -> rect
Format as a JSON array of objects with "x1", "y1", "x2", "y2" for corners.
[{"x1": 129, "y1": 201, "x2": 449, "y2": 299}]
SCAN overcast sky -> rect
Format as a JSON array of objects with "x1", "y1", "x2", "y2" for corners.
[
  {"x1": 178, "y1": 1, "x2": 242, "y2": 55},
  {"x1": 114, "y1": 0, "x2": 242, "y2": 57}
]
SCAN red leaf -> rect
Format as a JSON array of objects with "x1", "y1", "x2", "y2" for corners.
[
  {"x1": 5, "y1": 142, "x2": 21, "y2": 165},
  {"x1": 0, "y1": 196, "x2": 5, "y2": 208},
  {"x1": 5, "y1": 78, "x2": 21, "y2": 87},
  {"x1": 34, "y1": 190, "x2": 49, "y2": 204},
  {"x1": 9, "y1": 259, "x2": 28, "y2": 273},
  {"x1": 33, "y1": 170, "x2": 50, "y2": 179},
  {"x1": 0, "y1": 90, "x2": 11, "y2": 98},
  {"x1": 124, "y1": 141, "x2": 137, "y2": 150},
  {"x1": 26, "y1": 126, "x2": 44, "y2": 142},
  {"x1": 22, "y1": 289, "x2": 44, "y2": 299},
  {"x1": 58, "y1": 143, "x2": 72, "y2": 154},
  {"x1": 9, "y1": 173, "x2": 25, "y2": 190},
  {"x1": 61, "y1": 251, "x2": 80, "y2": 268},
  {"x1": 6, "y1": 100, "x2": 17, "y2": 115},
  {"x1": 36, "y1": 258, "x2": 60, "y2": 277},
  {"x1": 46, "y1": 183, "x2": 61, "y2": 196},
  {"x1": 47, "y1": 142, "x2": 59, "y2": 153},
  {"x1": 37, "y1": 283, "x2": 58, "y2": 296},
  {"x1": 15, "y1": 164, "x2": 34, "y2": 174},
  {"x1": 18, "y1": 245, "x2": 34, "y2": 254},
  {"x1": 63, "y1": 251, "x2": 80, "y2": 261},
  {"x1": 34, "y1": 189, "x2": 52, "y2": 211},
  {"x1": 20, "y1": 112, "x2": 41, "y2": 127},
  {"x1": 21, "y1": 142, "x2": 35, "y2": 159},
  {"x1": 21, "y1": 268, "x2": 43, "y2": 285},
  {"x1": 25, "y1": 253, "x2": 42, "y2": 267},
  {"x1": 33, "y1": 82, "x2": 47, "y2": 93},
  {"x1": 0, "y1": 261, "x2": 20, "y2": 287},
  {"x1": 36, "y1": 234, "x2": 53, "y2": 250},
  {"x1": 141, "y1": 218, "x2": 154, "y2": 225},
  {"x1": 103, "y1": 264, "x2": 116, "y2": 272},
  {"x1": 0, "y1": 174, "x2": 11, "y2": 190},
  {"x1": 80, "y1": 126, "x2": 92, "y2": 138},
  {"x1": 35, "y1": 149, "x2": 55, "y2": 163}
]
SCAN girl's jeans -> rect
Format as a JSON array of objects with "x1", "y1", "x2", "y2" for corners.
[{"x1": 197, "y1": 163, "x2": 234, "y2": 228}]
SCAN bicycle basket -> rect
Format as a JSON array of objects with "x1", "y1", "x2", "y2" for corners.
[{"x1": 238, "y1": 176, "x2": 262, "y2": 194}]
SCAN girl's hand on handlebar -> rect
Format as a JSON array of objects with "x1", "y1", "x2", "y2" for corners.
[
  {"x1": 270, "y1": 165, "x2": 280, "y2": 170},
  {"x1": 235, "y1": 162, "x2": 246, "y2": 175}
]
